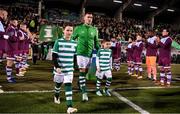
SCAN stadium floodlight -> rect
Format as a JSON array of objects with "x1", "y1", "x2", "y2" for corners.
[
  {"x1": 150, "y1": 6, "x2": 158, "y2": 9},
  {"x1": 167, "y1": 9, "x2": 174, "y2": 12},
  {"x1": 113, "y1": 0, "x2": 122, "y2": 3},
  {"x1": 134, "y1": 3, "x2": 142, "y2": 7}
]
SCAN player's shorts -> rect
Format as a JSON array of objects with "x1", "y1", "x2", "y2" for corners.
[
  {"x1": 53, "y1": 72, "x2": 73, "y2": 83},
  {"x1": 17, "y1": 50, "x2": 23, "y2": 56},
  {"x1": 96, "y1": 70, "x2": 112, "y2": 80},
  {"x1": 158, "y1": 57, "x2": 171, "y2": 68},
  {"x1": 127, "y1": 56, "x2": 133, "y2": 63},
  {"x1": 23, "y1": 50, "x2": 29, "y2": 55},
  {"x1": 0, "y1": 39, "x2": 7, "y2": 51},
  {"x1": 146, "y1": 56, "x2": 156, "y2": 66},
  {"x1": 113, "y1": 58, "x2": 121, "y2": 63},
  {"x1": 0, "y1": 40, "x2": 7, "y2": 58},
  {"x1": 133, "y1": 57, "x2": 142, "y2": 65},
  {"x1": 0, "y1": 50, "x2": 3, "y2": 58},
  {"x1": 6, "y1": 51, "x2": 18, "y2": 60},
  {"x1": 77, "y1": 55, "x2": 91, "y2": 69}
]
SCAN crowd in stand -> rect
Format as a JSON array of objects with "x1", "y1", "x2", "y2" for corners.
[
  {"x1": 93, "y1": 15, "x2": 146, "y2": 40},
  {"x1": 0, "y1": 5, "x2": 179, "y2": 65},
  {"x1": 1, "y1": 4, "x2": 180, "y2": 39},
  {"x1": 93, "y1": 15, "x2": 180, "y2": 42},
  {"x1": 45, "y1": 8, "x2": 79, "y2": 23}
]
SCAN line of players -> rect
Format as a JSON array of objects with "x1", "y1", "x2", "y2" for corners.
[
  {"x1": 0, "y1": 9, "x2": 33, "y2": 83},
  {"x1": 127, "y1": 29, "x2": 172, "y2": 87}
]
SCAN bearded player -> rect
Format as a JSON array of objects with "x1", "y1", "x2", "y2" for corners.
[{"x1": 72, "y1": 12, "x2": 100, "y2": 101}]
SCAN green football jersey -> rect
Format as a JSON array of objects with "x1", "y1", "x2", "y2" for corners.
[
  {"x1": 96, "y1": 48, "x2": 112, "y2": 71},
  {"x1": 72, "y1": 24, "x2": 100, "y2": 57},
  {"x1": 52, "y1": 38, "x2": 77, "y2": 74},
  {"x1": 172, "y1": 40, "x2": 180, "y2": 50}
]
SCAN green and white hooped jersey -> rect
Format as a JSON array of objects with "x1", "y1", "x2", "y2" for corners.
[
  {"x1": 52, "y1": 38, "x2": 77, "y2": 74},
  {"x1": 96, "y1": 48, "x2": 112, "y2": 71}
]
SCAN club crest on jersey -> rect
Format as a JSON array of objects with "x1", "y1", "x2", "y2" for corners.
[
  {"x1": 81, "y1": 31, "x2": 85, "y2": 34},
  {"x1": 90, "y1": 32, "x2": 94, "y2": 36}
]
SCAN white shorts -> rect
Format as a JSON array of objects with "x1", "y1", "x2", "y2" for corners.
[
  {"x1": 53, "y1": 72, "x2": 73, "y2": 83},
  {"x1": 77, "y1": 55, "x2": 91, "y2": 69},
  {"x1": 96, "y1": 70, "x2": 112, "y2": 80}
]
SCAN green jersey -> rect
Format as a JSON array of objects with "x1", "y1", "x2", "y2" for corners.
[
  {"x1": 172, "y1": 40, "x2": 180, "y2": 50},
  {"x1": 52, "y1": 38, "x2": 77, "y2": 74},
  {"x1": 72, "y1": 24, "x2": 100, "y2": 57},
  {"x1": 96, "y1": 48, "x2": 112, "y2": 71}
]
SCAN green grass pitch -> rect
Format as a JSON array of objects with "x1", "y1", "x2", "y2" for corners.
[{"x1": 0, "y1": 61, "x2": 180, "y2": 113}]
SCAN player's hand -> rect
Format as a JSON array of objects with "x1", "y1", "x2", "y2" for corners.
[
  {"x1": 56, "y1": 68, "x2": 61, "y2": 74},
  {"x1": 19, "y1": 36, "x2": 24, "y2": 40},
  {"x1": 132, "y1": 42, "x2": 136, "y2": 45},
  {"x1": 97, "y1": 68, "x2": 100, "y2": 72},
  {"x1": 3, "y1": 35, "x2": 9, "y2": 39}
]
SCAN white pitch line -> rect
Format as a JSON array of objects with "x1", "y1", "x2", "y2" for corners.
[
  {"x1": 0, "y1": 85, "x2": 4, "y2": 93},
  {"x1": 0, "y1": 89, "x2": 4, "y2": 93},
  {"x1": 174, "y1": 78, "x2": 180, "y2": 81},
  {"x1": 0, "y1": 89, "x2": 93, "y2": 94},
  {"x1": 1, "y1": 90, "x2": 53, "y2": 94},
  {"x1": 112, "y1": 91, "x2": 150, "y2": 114},
  {"x1": 1, "y1": 86, "x2": 180, "y2": 94}
]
